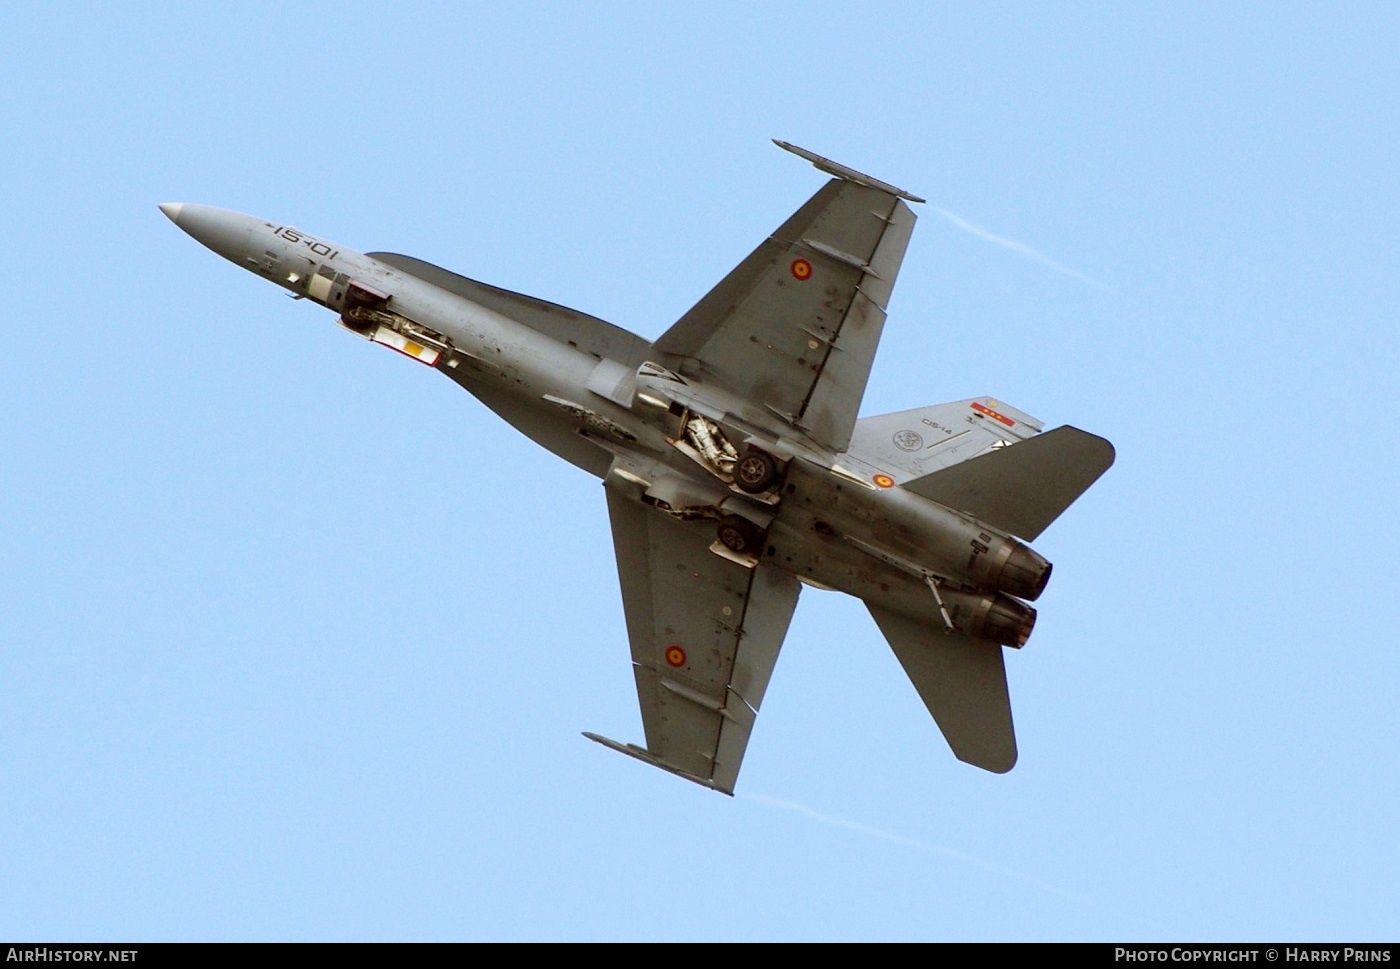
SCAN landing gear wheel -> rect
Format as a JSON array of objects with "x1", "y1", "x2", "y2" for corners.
[
  {"x1": 717, "y1": 515, "x2": 763, "y2": 555},
  {"x1": 734, "y1": 448, "x2": 778, "y2": 493}
]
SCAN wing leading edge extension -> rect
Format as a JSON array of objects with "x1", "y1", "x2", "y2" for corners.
[
  {"x1": 589, "y1": 484, "x2": 801, "y2": 794},
  {"x1": 653, "y1": 147, "x2": 919, "y2": 455}
]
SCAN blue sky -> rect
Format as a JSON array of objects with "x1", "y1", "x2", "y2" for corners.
[{"x1": 3, "y1": 2, "x2": 1397, "y2": 941}]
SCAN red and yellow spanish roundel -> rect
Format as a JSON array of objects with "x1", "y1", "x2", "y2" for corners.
[
  {"x1": 665, "y1": 645, "x2": 687, "y2": 667},
  {"x1": 873, "y1": 473, "x2": 895, "y2": 488},
  {"x1": 790, "y1": 258, "x2": 812, "y2": 281}
]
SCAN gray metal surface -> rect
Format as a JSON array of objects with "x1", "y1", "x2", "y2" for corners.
[
  {"x1": 902, "y1": 425, "x2": 1117, "y2": 541},
  {"x1": 847, "y1": 396, "x2": 1045, "y2": 481},
  {"x1": 654, "y1": 180, "x2": 914, "y2": 453},
  {"x1": 604, "y1": 484, "x2": 799, "y2": 794},
  {"x1": 158, "y1": 141, "x2": 1113, "y2": 794},
  {"x1": 867, "y1": 602, "x2": 1017, "y2": 773}
]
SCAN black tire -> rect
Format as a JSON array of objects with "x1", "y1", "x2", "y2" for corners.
[
  {"x1": 734, "y1": 448, "x2": 778, "y2": 493},
  {"x1": 717, "y1": 515, "x2": 762, "y2": 555}
]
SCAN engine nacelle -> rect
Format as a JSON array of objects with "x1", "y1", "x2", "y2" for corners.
[
  {"x1": 973, "y1": 541, "x2": 1052, "y2": 602},
  {"x1": 968, "y1": 593, "x2": 1037, "y2": 649}
]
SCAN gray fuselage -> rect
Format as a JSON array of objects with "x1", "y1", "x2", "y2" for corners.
[{"x1": 163, "y1": 203, "x2": 1048, "y2": 648}]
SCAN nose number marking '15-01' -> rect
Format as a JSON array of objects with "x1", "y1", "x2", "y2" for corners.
[{"x1": 271, "y1": 226, "x2": 340, "y2": 260}]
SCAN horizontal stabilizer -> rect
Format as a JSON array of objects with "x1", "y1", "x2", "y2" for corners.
[
  {"x1": 866, "y1": 604, "x2": 1016, "y2": 773},
  {"x1": 901, "y1": 426, "x2": 1114, "y2": 541}
]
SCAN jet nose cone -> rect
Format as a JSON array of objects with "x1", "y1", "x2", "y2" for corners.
[{"x1": 158, "y1": 203, "x2": 257, "y2": 264}]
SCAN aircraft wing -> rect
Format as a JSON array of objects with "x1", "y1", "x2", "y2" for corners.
[
  {"x1": 653, "y1": 158, "x2": 918, "y2": 455},
  {"x1": 588, "y1": 486, "x2": 801, "y2": 794}
]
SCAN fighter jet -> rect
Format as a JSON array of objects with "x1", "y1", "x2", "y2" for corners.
[{"x1": 160, "y1": 141, "x2": 1113, "y2": 794}]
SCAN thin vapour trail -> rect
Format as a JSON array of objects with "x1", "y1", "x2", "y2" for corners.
[
  {"x1": 746, "y1": 793, "x2": 1150, "y2": 927},
  {"x1": 934, "y1": 207, "x2": 1115, "y2": 294}
]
